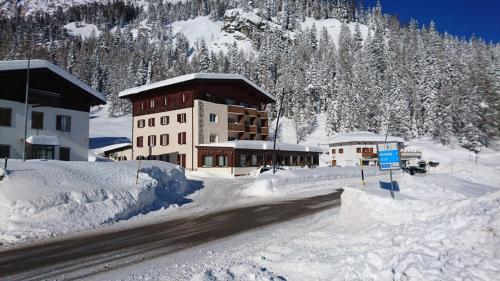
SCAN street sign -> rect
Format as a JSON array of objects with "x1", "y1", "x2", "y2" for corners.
[{"x1": 377, "y1": 142, "x2": 401, "y2": 170}]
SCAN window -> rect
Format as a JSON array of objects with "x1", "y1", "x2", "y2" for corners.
[
  {"x1": 28, "y1": 144, "x2": 54, "y2": 160},
  {"x1": 148, "y1": 135, "x2": 156, "y2": 147},
  {"x1": 118, "y1": 156, "x2": 127, "y2": 161},
  {"x1": 160, "y1": 134, "x2": 169, "y2": 146},
  {"x1": 0, "y1": 145, "x2": 10, "y2": 158},
  {"x1": 178, "y1": 132, "x2": 187, "y2": 145},
  {"x1": 160, "y1": 116, "x2": 169, "y2": 125},
  {"x1": 209, "y1": 113, "x2": 217, "y2": 123},
  {"x1": 203, "y1": 155, "x2": 213, "y2": 167},
  {"x1": 137, "y1": 119, "x2": 145, "y2": 128},
  {"x1": 56, "y1": 115, "x2": 71, "y2": 132},
  {"x1": 159, "y1": 154, "x2": 169, "y2": 162},
  {"x1": 251, "y1": 155, "x2": 257, "y2": 166},
  {"x1": 363, "y1": 148, "x2": 370, "y2": 153},
  {"x1": 177, "y1": 113, "x2": 186, "y2": 123},
  {"x1": 209, "y1": 133, "x2": 217, "y2": 143},
  {"x1": 217, "y1": 155, "x2": 227, "y2": 167},
  {"x1": 148, "y1": 118, "x2": 155, "y2": 127},
  {"x1": 164, "y1": 97, "x2": 168, "y2": 106},
  {"x1": 137, "y1": 136, "x2": 144, "y2": 147},
  {"x1": 59, "y1": 147, "x2": 70, "y2": 161},
  {"x1": 332, "y1": 149, "x2": 336, "y2": 154},
  {"x1": 31, "y1": 111, "x2": 44, "y2": 129},
  {"x1": 182, "y1": 93, "x2": 186, "y2": 103},
  {"x1": 136, "y1": 155, "x2": 146, "y2": 160},
  {"x1": 356, "y1": 148, "x2": 361, "y2": 153},
  {"x1": 240, "y1": 154, "x2": 247, "y2": 167},
  {"x1": 339, "y1": 148, "x2": 344, "y2": 154},
  {"x1": 225, "y1": 99, "x2": 235, "y2": 105},
  {"x1": 228, "y1": 136, "x2": 237, "y2": 141},
  {"x1": 150, "y1": 99, "x2": 155, "y2": 108},
  {"x1": 177, "y1": 154, "x2": 186, "y2": 167},
  {"x1": 0, "y1": 108, "x2": 12, "y2": 127}
]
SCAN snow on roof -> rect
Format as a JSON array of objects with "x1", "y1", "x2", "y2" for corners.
[
  {"x1": 0, "y1": 59, "x2": 106, "y2": 104},
  {"x1": 118, "y1": 73, "x2": 276, "y2": 102},
  {"x1": 329, "y1": 131, "x2": 404, "y2": 145},
  {"x1": 26, "y1": 135, "x2": 60, "y2": 146},
  {"x1": 197, "y1": 140, "x2": 323, "y2": 153},
  {"x1": 92, "y1": 142, "x2": 133, "y2": 154}
]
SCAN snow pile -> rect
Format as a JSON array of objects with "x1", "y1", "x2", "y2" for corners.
[
  {"x1": 243, "y1": 166, "x2": 384, "y2": 197},
  {"x1": 0, "y1": 160, "x2": 189, "y2": 244},
  {"x1": 191, "y1": 265, "x2": 285, "y2": 281}
]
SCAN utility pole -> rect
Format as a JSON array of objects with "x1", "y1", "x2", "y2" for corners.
[
  {"x1": 22, "y1": 45, "x2": 32, "y2": 162},
  {"x1": 272, "y1": 88, "x2": 287, "y2": 174}
]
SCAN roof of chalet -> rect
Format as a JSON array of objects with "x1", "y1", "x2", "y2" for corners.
[
  {"x1": 93, "y1": 142, "x2": 133, "y2": 154},
  {"x1": 26, "y1": 135, "x2": 60, "y2": 146},
  {"x1": 118, "y1": 73, "x2": 276, "y2": 102},
  {"x1": 329, "y1": 131, "x2": 404, "y2": 145},
  {"x1": 0, "y1": 59, "x2": 106, "y2": 104},
  {"x1": 197, "y1": 140, "x2": 323, "y2": 153}
]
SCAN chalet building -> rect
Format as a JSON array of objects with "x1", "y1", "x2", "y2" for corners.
[
  {"x1": 0, "y1": 60, "x2": 106, "y2": 161},
  {"x1": 328, "y1": 131, "x2": 421, "y2": 167},
  {"x1": 119, "y1": 73, "x2": 322, "y2": 174}
]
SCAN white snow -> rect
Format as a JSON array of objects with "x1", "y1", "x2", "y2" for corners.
[
  {"x1": 0, "y1": 160, "x2": 189, "y2": 244},
  {"x1": 197, "y1": 140, "x2": 322, "y2": 153},
  {"x1": 26, "y1": 135, "x2": 59, "y2": 146},
  {"x1": 63, "y1": 22, "x2": 101, "y2": 40},
  {"x1": 119, "y1": 73, "x2": 275, "y2": 101},
  {"x1": 301, "y1": 17, "x2": 370, "y2": 45},
  {"x1": 93, "y1": 139, "x2": 500, "y2": 281},
  {"x1": 0, "y1": 59, "x2": 106, "y2": 103}
]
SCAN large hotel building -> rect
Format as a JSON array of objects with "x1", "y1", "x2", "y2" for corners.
[{"x1": 119, "y1": 73, "x2": 321, "y2": 175}]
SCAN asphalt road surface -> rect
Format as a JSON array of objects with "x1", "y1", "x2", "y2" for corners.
[{"x1": 0, "y1": 189, "x2": 343, "y2": 280}]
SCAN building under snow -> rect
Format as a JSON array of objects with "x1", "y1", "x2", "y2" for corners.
[
  {"x1": 119, "y1": 73, "x2": 321, "y2": 174},
  {"x1": 0, "y1": 60, "x2": 106, "y2": 161},
  {"x1": 328, "y1": 131, "x2": 406, "y2": 167}
]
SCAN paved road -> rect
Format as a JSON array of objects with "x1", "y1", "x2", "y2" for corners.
[{"x1": 0, "y1": 189, "x2": 343, "y2": 281}]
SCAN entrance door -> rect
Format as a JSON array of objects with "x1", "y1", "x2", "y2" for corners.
[
  {"x1": 177, "y1": 154, "x2": 186, "y2": 168},
  {"x1": 59, "y1": 147, "x2": 70, "y2": 161}
]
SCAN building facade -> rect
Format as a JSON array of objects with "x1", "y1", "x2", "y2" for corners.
[
  {"x1": 119, "y1": 73, "x2": 275, "y2": 170},
  {"x1": 328, "y1": 131, "x2": 405, "y2": 167},
  {"x1": 0, "y1": 60, "x2": 106, "y2": 161}
]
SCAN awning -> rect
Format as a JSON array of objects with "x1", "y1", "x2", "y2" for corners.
[{"x1": 26, "y1": 135, "x2": 60, "y2": 146}]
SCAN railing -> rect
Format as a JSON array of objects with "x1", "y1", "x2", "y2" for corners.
[
  {"x1": 246, "y1": 108, "x2": 258, "y2": 117},
  {"x1": 228, "y1": 123, "x2": 245, "y2": 132},
  {"x1": 246, "y1": 125, "x2": 257, "y2": 133},
  {"x1": 257, "y1": 111, "x2": 268, "y2": 118},
  {"x1": 227, "y1": 105, "x2": 246, "y2": 114},
  {"x1": 257, "y1": 127, "x2": 269, "y2": 135},
  {"x1": 362, "y1": 152, "x2": 378, "y2": 159}
]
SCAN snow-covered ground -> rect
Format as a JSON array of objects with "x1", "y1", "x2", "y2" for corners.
[
  {"x1": 88, "y1": 139, "x2": 500, "y2": 280},
  {"x1": 0, "y1": 160, "x2": 189, "y2": 245}
]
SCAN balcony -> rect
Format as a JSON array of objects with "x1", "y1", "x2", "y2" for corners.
[
  {"x1": 246, "y1": 125, "x2": 257, "y2": 134},
  {"x1": 362, "y1": 152, "x2": 378, "y2": 159},
  {"x1": 246, "y1": 108, "x2": 258, "y2": 117},
  {"x1": 227, "y1": 105, "x2": 246, "y2": 115},
  {"x1": 257, "y1": 111, "x2": 268, "y2": 118},
  {"x1": 257, "y1": 127, "x2": 269, "y2": 135},
  {"x1": 228, "y1": 123, "x2": 245, "y2": 132}
]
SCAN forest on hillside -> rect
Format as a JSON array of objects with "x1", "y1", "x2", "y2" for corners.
[{"x1": 0, "y1": 0, "x2": 499, "y2": 152}]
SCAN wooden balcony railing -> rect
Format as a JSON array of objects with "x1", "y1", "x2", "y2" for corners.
[
  {"x1": 228, "y1": 105, "x2": 246, "y2": 115},
  {"x1": 228, "y1": 123, "x2": 245, "y2": 132},
  {"x1": 246, "y1": 108, "x2": 258, "y2": 117},
  {"x1": 246, "y1": 125, "x2": 257, "y2": 134},
  {"x1": 257, "y1": 127, "x2": 269, "y2": 135},
  {"x1": 257, "y1": 111, "x2": 268, "y2": 118},
  {"x1": 362, "y1": 152, "x2": 378, "y2": 159}
]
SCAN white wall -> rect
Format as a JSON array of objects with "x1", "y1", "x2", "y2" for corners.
[
  {"x1": 330, "y1": 143, "x2": 379, "y2": 167},
  {"x1": 0, "y1": 99, "x2": 89, "y2": 161}
]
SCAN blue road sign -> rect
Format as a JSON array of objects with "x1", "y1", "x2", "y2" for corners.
[
  {"x1": 377, "y1": 142, "x2": 401, "y2": 171},
  {"x1": 379, "y1": 180, "x2": 400, "y2": 192}
]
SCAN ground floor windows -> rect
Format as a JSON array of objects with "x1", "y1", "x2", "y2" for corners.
[
  {"x1": 218, "y1": 155, "x2": 227, "y2": 167},
  {"x1": 203, "y1": 155, "x2": 214, "y2": 167},
  {"x1": 0, "y1": 144, "x2": 10, "y2": 158},
  {"x1": 28, "y1": 144, "x2": 55, "y2": 160}
]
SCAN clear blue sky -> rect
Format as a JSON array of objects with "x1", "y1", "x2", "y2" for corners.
[{"x1": 361, "y1": 0, "x2": 500, "y2": 43}]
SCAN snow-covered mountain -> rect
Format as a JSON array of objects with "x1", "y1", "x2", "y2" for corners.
[{"x1": 1, "y1": 0, "x2": 499, "y2": 152}]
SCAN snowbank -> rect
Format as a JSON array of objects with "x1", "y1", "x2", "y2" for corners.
[
  {"x1": 0, "y1": 160, "x2": 189, "y2": 244},
  {"x1": 243, "y1": 166, "x2": 385, "y2": 197}
]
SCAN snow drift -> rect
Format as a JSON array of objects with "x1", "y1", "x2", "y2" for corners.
[{"x1": 0, "y1": 160, "x2": 190, "y2": 244}]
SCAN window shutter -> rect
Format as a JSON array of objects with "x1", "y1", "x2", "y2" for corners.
[
  {"x1": 67, "y1": 116, "x2": 71, "y2": 132},
  {"x1": 56, "y1": 115, "x2": 61, "y2": 130},
  {"x1": 167, "y1": 134, "x2": 169, "y2": 145},
  {"x1": 137, "y1": 136, "x2": 143, "y2": 147},
  {"x1": 178, "y1": 133, "x2": 181, "y2": 144}
]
